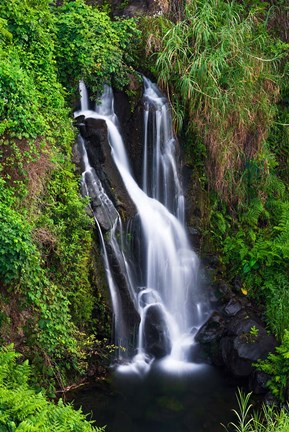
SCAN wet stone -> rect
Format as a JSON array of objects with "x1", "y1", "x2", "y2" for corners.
[
  {"x1": 195, "y1": 312, "x2": 225, "y2": 344},
  {"x1": 224, "y1": 299, "x2": 242, "y2": 317}
]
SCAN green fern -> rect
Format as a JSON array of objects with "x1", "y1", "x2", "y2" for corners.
[
  {"x1": 257, "y1": 330, "x2": 289, "y2": 402},
  {"x1": 0, "y1": 346, "x2": 104, "y2": 432},
  {"x1": 243, "y1": 198, "x2": 265, "y2": 227}
]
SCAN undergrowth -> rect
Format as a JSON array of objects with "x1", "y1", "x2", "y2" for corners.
[
  {"x1": 0, "y1": 344, "x2": 105, "y2": 431},
  {"x1": 0, "y1": 0, "x2": 137, "y2": 391},
  {"x1": 141, "y1": 0, "x2": 288, "y2": 201},
  {"x1": 223, "y1": 389, "x2": 289, "y2": 432}
]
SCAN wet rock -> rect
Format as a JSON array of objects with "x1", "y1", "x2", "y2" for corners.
[
  {"x1": 224, "y1": 298, "x2": 242, "y2": 317},
  {"x1": 196, "y1": 295, "x2": 277, "y2": 380},
  {"x1": 221, "y1": 329, "x2": 276, "y2": 377},
  {"x1": 113, "y1": 86, "x2": 144, "y2": 186},
  {"x1": 104, "y1": 240, "x2": 140, "y2": 345},
  {"x1": 74, "y1": 112, "x2": 140, "y2": 344},
  {"x1": 226, "y1": 312, "x2": 260, "y2": 337},
  {"x1": 72, "y1": 143, "x2": 81, "y2": 172},
  {"x1": 202, "y1": 254, "x2": 220, "y2": 268},
  {"x1": 233, "y1": 275, "x2": 243, "y2": 292},
  {"x1": 195, "y1": 312, "x2": 225, "y2": 366},
  {"x1": 187, "y1": 226, "x2": 201, "y2": 250},
  {"x1": 83, "y1": 170, "x2": 118, "y2": 231},
  {"x1": 76, "y1": 116, "x2": 136, "y2": 220},
  {"x1": 249, "y1": 371, "x2": 271, "y2": 395},
  {"x1": 216, "y1": 281, "x2": 233, "y2": 302},
  {"x1": 196, "y1": 312, "x2": 225, "y2": 344},
  {"x1": 143, "y1": 304, "x2": 172, "y2": 359},
  {"x1": 264, "y1": 391, "x2": 279, "y2": 406}
]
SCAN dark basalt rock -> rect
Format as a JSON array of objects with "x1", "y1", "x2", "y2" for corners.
[
  {"x1": 196, "y1": 312, "x2": 225, "y2": 366},
  {"x1": 249, "y1": 370, "x2": 271, "y2": 395},
  {"x1": 220, "y1": 327, "x2": 276, "y2": 377},
  {"x1": 143, "y1": 304, "x2": 172, "y2": 359},
  {"x1": 113, "y1": 84, "x2": 144, "y2": 186},
  {"x1": 224, "y1": 298, "x2": 242, "y2": 317},
  {"x1": 75, "y1": 116, "x2": 136, "y2": 221},
  {"x1": 196, "y1": 292, "x2": 277, "y2": 384},
  {"x1": 196, "y1": 312, "x2": 225, "y2": 344}
]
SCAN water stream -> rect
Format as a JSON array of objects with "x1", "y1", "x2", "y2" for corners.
[
  {"x1": 73, "y1": 79, "x2": 238, "y2": 430},
  {"x1": 76, "y1": 78, "x2": 210, "y2": 370}
]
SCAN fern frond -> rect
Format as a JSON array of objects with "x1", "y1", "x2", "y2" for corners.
[{"x1": 244, "y1": 198, "x2": 264, "y2": 227}]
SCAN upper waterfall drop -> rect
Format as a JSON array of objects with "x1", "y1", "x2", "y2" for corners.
[
  {"x1": 75, "y1": 78, "x2": 210, "y2": 371},
  {"x1": 142, "y1": 77, "x2": 185, "y2": 223},
  {"x1": 79, "y1": 80, "x2": 89, "y2": 111}
]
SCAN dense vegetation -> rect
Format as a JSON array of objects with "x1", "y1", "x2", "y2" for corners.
[
  {"x1": 0, "y1": 345, "x2": 104, "y2": 431},
  {"x1": 0, "y1": 0, "x2": 139, "y2": 423}
]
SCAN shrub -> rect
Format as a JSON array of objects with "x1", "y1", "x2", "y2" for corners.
[
  {"x1": 53, "y1": 0, "x2": 141, "y2": 96},
  {"x1": 257, "y1": 330, "x2": 289, "y2": 402}
]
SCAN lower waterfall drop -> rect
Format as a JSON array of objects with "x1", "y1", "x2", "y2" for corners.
[{"x1": 75, "y1": 78, "x2": 210, "y2": 373}]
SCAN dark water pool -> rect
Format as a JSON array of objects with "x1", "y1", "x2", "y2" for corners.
[{"x1": 70, "y1": 361, "x2": 242, "y2": 432}]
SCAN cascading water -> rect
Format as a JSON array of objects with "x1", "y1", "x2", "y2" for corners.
[{"x1": 75, "y1": 78, "x2": 210, "y2": 371}]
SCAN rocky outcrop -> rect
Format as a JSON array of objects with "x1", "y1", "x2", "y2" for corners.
[
  {"x1": 74, "y1": 101, "x2": 142, "y2": 346},
  {"x1": 75, "y1": 116, "x2": 136, "y2": 222},
  {"x1": 196, "y1": 288, "x2": 277, "y2": 389},
  {"x1": 113, "y1": 85, "x2": 145, "y2": 186}
]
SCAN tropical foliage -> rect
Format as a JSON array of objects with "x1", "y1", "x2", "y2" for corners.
[
  {"x1": 54, "y1": 0, "x2": 140, "y2": 96},
  {"x1": 0, "y1": 0, "x2": 138, "y2": 391},
  {"x1": 1, "y1": 0, "x2": 289, "y2": 425},
  {"x1": 0, "y1": 345, "x2": 105, "y2": 431}
]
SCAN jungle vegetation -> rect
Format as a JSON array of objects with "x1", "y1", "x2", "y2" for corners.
[
  {"x1": 0, "y1": 0, "x2": 139, "y2": 427},
  {"x1": 0, "y1": 0, "x2": 289, "y2": 429}
]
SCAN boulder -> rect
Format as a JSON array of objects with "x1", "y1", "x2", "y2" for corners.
[
  {"x1": 224, "y1": 298, "x2": 242, "y2": 317},
  {"x1": 143, "y1": 304, "x2": 172, "y2": 359},
  {"x1": 195, "y1": 312, "x2": 225, "y2": 366},
  {"x1": 196, "y1": 297, "x2": 277, "y2": 379},
  {"x1": 249, "y1": 370, "x2": 271, "y2": 394},
  {"x1": 196, "y1": 312, "x2": 225, "y2": 344},
  {"x1": 221, "y1": 323, "x2": 276, "y2": 377}
]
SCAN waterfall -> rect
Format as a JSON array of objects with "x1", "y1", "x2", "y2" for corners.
[
  {"x1": 79, "y1": 80, "x2": 89, "y2": 111},
  {"x1": 75, "y1": 78, "x2": 210, "y2": 371}
]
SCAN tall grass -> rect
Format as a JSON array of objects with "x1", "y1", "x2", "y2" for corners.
[
  {"x1": 143, "y1": 0, "x2": 287, "y2": 201},
  {"x1": 223, "y1": 389, "x2": 289, "y2": 432}
]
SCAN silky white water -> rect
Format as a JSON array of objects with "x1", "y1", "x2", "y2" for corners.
[{"x1": 76, "y1": 79, "x2": 209, "y2": 371}]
